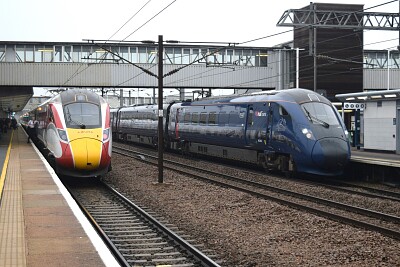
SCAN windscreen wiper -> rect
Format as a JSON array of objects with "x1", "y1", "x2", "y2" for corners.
[
  {"x1": 66, "y1": 108, "x2": 86, "y2": 129},
  {"x1": 303, "y1": 107, "x2": 329, "y2": 128}
]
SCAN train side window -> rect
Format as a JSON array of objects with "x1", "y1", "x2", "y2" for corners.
[
  {"x1": 177, "y1": 110, "x2": 184, "y2": 123},
  {"x1": 199, "y1": 112, "x2": 207, "y2": 125},
  {"x1": 184, "y1": 113, "x2": 191, "y2": 124},
  {"x1": 248, "y1": 107, "x2": 254, "y2": 125},
  {"x1": 229, "y1": 111, "x2": 240, "y2": 126},
  {"x1": 219, "y1": 112, "x2": 228, "y2": 126},
  {"x1": 48, "y1": 108, "x2": 54, "y2": 123},
  {"x1": 191, "y1": 112, "x2": 199, "y2": 124},
  {"x1": 279, "y1": 106, "x2": 289, "y2": 117},
  {"x1": 209, "y1": 112, "x2": 217, "y2": 125}
]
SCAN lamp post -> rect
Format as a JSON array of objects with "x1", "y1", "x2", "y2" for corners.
[
  {"x1": 386, "y1": 49, "x2": 397, "y2": 90},
  {"x1": 387, "y1": 49, "x2": 391, "y2": 90},
  {"x1": 275, "y1": 47, "x2": 303, "y2": 89},
  {"x1": 157, "y1": 35, "x2": 164, "y2": 183},
  {"x1": 296, "y1": 47, "x2": 303, "y2": 88}
]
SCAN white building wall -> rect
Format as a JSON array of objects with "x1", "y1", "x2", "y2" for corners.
[
  {"x1": 364, "y1": 100, "x2": 397, "y2": 151},
  {"x1": 364, "y1": 69, "x2": 400, "y2": 90}
]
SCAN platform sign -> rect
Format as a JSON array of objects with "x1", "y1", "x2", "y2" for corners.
[{"x1": 344, "y1": 102, "x2": 364, "y2": 110}]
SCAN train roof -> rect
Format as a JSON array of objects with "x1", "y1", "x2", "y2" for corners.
[
  {"x1": 117, "y1": 103, "x2": 170, "y2": 112},
  {"x1": 37, "y1": 89, "x2": 106, "y2": 107},
  {"x1": 182, "y1": 88, "x2": 331, "y2": 106},
  {"x1": 58, "y1": 89, "x2": 105, "y2": 105}
]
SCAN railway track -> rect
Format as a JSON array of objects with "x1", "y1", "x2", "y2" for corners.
[
  {"x1": 316, "y1": 178, "x2": 400, "y2": 201},
  {"x1": 64, "y1": 179, "x2": 221, "y2": 267},
  {"x1": 242, "y1": 169, "x2": 400, "y2": 202},
  {"x1": 113, "y1": 144, "x2": 400, "y2": 241},
  {"x1": 113, "y1": 142, "x2": 400, "y2": 202}
]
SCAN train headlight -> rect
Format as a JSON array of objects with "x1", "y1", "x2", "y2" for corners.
[
  {"x1": 344, "y1": 129, "x2": 349, "y2": 139},
  {"x1": 57, "y1": 129, "x2": 68, "y2": 142},
  {"x1": 301, "y1": 128, "x2": 315, "y2": 140},
  {"x1": 103, "y1": 128, "x2": 110, "y2": 141}
]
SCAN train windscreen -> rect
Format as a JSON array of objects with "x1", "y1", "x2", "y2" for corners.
[
  {"x1": 301, "y1": 102, "x2": 340, "y2": 127},
  {"x1": 64, "y1": 103, "x2": 101, "y2": 129}
]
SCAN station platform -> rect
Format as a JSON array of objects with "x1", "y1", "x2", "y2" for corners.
[
  {"x1": 0, "y1": 128, "x2": 119, "y2": 267},
  {"x1": 350, "y1": 147, "x2": 400, "y2": 167}
]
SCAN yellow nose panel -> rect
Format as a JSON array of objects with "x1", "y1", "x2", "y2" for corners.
[{"x1": 68, "y1": 129, "x2": 102, "y2": 170}]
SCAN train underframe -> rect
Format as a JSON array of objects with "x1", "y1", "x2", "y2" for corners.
[
  {"x1": 175, "y1": 141, "x2": 294, "y2": 174},
  {"x1": 118, "y1": 133, "x2": 296, "y2": 174}
]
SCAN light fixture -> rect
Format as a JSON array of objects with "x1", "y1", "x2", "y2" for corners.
[
  {"x1": 370, "y1": 95, "x2": 382, "y2": 99},
  {"x1": 37, "y1": 49, "x2": 54, "y2": 52},
  {"x1": 256, "y1": 54, "x2": 269, "y2": 57},
  {"x1": 346, "y1": 97, "x2": 355, "y2": 100},
  {"x1": 384, "y1": 94, "x2": 397, "y2": 98}
]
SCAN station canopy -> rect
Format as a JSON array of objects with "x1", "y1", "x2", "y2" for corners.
[
  {"x1": 336, "y1": 89, "x2": 400, "y2": 102},
  {"x1": 0, "y1": 86, "x2": 33, "y2": 113}
]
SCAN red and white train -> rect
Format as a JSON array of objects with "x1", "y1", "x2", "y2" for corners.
[{"x1": 26, "y1": 89, "x2": 112, "y2": 177}]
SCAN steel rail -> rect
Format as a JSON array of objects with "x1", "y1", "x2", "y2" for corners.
[
  {"x1": 113, "y1": 145, "x2": 400, "y2": 240},
  {"x1": 66, "y1": 178, "x2": 221, "y2": 267}
]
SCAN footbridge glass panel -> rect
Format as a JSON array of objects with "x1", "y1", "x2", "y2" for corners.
[{"x1": 0, "y1": 42, "x2": 270, "y2": 67}]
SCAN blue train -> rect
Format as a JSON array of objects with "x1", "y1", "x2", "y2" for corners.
[{"x1": 112, "y1": 88, "x2": 351, "y2": 176}]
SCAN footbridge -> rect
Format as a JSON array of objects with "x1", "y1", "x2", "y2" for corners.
[{"x1": 0, "y1": 41, "x2": 285, "y2": 112}]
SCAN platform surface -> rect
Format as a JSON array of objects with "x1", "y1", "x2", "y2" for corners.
[
  {"x1": 351, "y1": 147, "x2": 400, "y2": 167},
  {"x1": 0, "y1": 128, "x2": 119, "y2": 267}
]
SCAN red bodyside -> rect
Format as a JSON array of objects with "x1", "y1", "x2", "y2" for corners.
[
  {"x1": 105, "y1": 105, "x2": 110, "y2": 128},
  {"x1": 99, "y1": 104, "x2": 111, "y2": 169},
  {"x1": 50, "y1": 104, "x2": 74, "y2": 169}
]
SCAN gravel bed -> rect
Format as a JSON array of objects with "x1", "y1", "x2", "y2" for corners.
[
  {"x1": 114, "y1": 143, "x2": 400, "y2": 217},
  {"x1": 103, "y1": 152, "x2": 400, "y2": 266}
]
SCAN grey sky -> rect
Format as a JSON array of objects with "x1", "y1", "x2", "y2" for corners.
[
  {"x1": 1, "y1": 0, "x2": 398, "y2": 49},
  {"x1": 1, "y1": 0, "x2": 398, "y2": 96}
]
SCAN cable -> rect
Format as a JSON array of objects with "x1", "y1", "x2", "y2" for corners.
[
  {"x1": 59, "y1": 0, "x2": 400, "y2": 95},
  {"x1": 163, "y1": 35, "x2": 397, "y2": 89},
  {"x1": 122, "y1": 0, "x2": 177, "y2": 41},
  {"x1": 238, "y1": 0, "x2": 399, "y2": 46},
  {"x1": 58, "y1": 0, "x2": 174, "y2": 90},
  {"x1": 108, "y1": 0, "x2": 152, "y2": 42},
  {"x1": 162, "y1": 0, "x2": 399, "y2": 87}
]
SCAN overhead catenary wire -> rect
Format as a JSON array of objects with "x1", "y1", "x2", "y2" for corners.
[
  {"x1": 107, "y1": 0, "x2": 152, "y2": 42},
  {"x1": 57, "y1": 0, "x2": 174, "y2": 89},
  {"x1": 122, "y1": 0, "x2": 177, "y2": 42},
  {"x1": 163, "y1": 0, "x2": 400, "y2": 89},
  {"x1": 57, "y1": 0, "x2": 399, "y2": 95},
  {"x1": 239, "y1": 0, "x2": 399, "y2": 46},
  {"x1": 163, "y1": 36, "x2": 399, "y2": 90},
  {"x1": 145, "y1": 0, "x2": 400, "y2": 90}
]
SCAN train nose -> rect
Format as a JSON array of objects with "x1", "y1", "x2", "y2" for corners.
[
  {"x1": 70, "y1": 138, "x2": 102, "y2": 170},
  {"x1": 311, "y1": 138, "x2": 349, "y2": 171}
]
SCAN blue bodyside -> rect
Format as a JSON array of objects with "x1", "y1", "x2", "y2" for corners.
[{"x1": 115, "y1": 89, "x2": 351, "y2": 176}]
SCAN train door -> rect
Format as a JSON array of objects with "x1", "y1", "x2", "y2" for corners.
[
  {"x1": 397, "y1": 100, "x2": 400, "y2": 154},
  {"x1": 245, "y1": 105, "x2": 256, "y2": 147},
  {"x1": 245, "y1": 104, "x2": 271, "y2": 147},
  {"x1": 173, "y1": 108, "x2": 180, "y2": 140}
]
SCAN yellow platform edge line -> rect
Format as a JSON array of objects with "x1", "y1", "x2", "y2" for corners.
[{"x1": 0, "y1": 131, "x2": 14, "y2": 201}]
